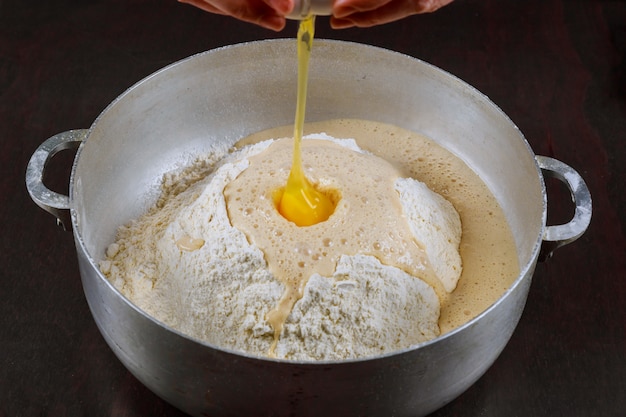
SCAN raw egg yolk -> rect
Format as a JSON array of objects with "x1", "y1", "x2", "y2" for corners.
[{"x1": 277, "y1": 169, "x2": 334, "y2": 227}]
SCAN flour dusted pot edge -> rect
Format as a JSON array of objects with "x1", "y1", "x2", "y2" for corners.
[{"x1": 26, "y1": 39, "x2": 591, "y2": 417}]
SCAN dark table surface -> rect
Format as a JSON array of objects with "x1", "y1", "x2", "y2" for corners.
[{"x1": 2, "y1": 0, "x2": 625, "y2": 416}]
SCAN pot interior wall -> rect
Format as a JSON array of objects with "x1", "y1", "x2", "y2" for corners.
[{"x1": 71, "y1": 39, "x2": 544, "y2": 284}]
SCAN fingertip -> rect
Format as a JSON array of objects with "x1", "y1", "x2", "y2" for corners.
[
  {"x1": 330, "y1": 17, "x2": 356, "y2": 29},
  {"x1": 333, "y1": 0, "x2": 357, "y2": 18},
  {"x1": 262, "y1": 15, "x2": 288, "y2": 31}
]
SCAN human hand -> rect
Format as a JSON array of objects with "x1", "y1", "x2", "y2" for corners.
[
  {"x1": 177, "y1": 0, "x2": 294, "y2": 31},
  {"x1": 178, "y1": 0, "x2": 454, "y2": 31},
  {"x1": 331, "y1": 0, "x2": 455, "y2": 28}
]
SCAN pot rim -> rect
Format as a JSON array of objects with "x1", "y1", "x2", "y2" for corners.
[{"x1": 68, "y1": 38, "x2": 547, "y2": 365}]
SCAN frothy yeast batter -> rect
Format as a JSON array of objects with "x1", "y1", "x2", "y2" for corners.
[
  {"x1": 233, "y1": 118, "x2": 520, "y2": 334},
  {"x1": 225, "y1": 137, "x2": 450, "y2": 349}
]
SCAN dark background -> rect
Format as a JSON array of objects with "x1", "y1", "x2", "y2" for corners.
[{"x1": 2, "y1": 0, "x2": 625, "y2": 416}]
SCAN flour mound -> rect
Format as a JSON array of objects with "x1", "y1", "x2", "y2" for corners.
[
  {"x1": 395, "y1": 178, "x2": 462, "y2": 292},
  {"x1": 277, "y1": 254, "x2": 439, "y2": 360}
]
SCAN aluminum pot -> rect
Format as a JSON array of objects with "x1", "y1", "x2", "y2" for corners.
[{"x1": 26, "y1": 39, "x2": 591, "y2": 417}]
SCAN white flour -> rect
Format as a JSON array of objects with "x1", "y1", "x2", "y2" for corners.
[{"x1": 100, "y1": 135, "x2": 461, "y2": 360}]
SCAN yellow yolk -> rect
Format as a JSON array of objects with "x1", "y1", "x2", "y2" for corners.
[
  {"x1": 276, "y1": 15, "x2": 336, "y2": 227},
  {"x1": 276, "y1": 169, "x2": 334, "y2": 226}
]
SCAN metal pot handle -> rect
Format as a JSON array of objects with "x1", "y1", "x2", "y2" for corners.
[
  {"x1": 536, "y1": 155, "x2": 592, "y2": 261},
  {"x1": 26, "y1": 129, "x2": 87, "y2": 231}
]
